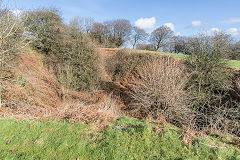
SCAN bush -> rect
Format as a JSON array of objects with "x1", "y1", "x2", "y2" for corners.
[
  {"x1": 136, "y1": 44, "x2": 155, "y2": 51},
  {"x1": 106, "y1": 49, "x2": 153, "y2": 79},
  {"x1": 25, "y1": 8, "x2": 64, "y2": 55},
  {"x1": 106, "y1": 50, "x2": 193, "y2": 127},
  {"x1": 25, "y1": 8, "x2": 101, "y2": 92},
  {"x1": 54, "y1": 34, "x2": 101, "y2": 92},
  {"x1": 127, "y1": 56, "x2": 194, "y2": 127},
  {"x1": 186, "y1": 33, "x2": 239, "y2": 133}
]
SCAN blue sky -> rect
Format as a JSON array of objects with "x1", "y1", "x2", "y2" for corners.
[{"x1": 3, "y1": 0, "x2": 240, "y2": 39}]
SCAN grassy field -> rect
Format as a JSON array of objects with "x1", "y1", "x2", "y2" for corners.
[
  {"x1": 0, "y1": 117, "x2": 239, "y2": 160},
  {"x1": 135, "y1": 50, "x2": 240, "y2": 69},
  {"x1": 228, "y1": 59, "x2": 240, "y2": 69}
]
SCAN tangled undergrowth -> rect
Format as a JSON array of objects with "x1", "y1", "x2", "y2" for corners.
[{"x1": 106, "y1": 49, "x2": 240, "y2": 136}]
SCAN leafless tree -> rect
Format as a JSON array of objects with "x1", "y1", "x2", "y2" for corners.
[
  {"x1": 90, "y1": 22, "x2": 108, "y2": 45},
  {"x1": 102, "y1": 19, "x2": 132, "y2": 47},
  {"x1": 89, "y1": 19, "x2": 132, "y2": 48},
  {"x1": 231, "y1": 41, "x2": 240, "y2": 60},
  {"x1": 170, "y1": 36, "x2": 189, "y2": 54},
  {"x1": 150, "y1": 26, "x2": 173, "y2": 51},
  {"x1": 212, "y1": 32, "x2": 234, "y2": 59},
  {"x1": 113, "y1": 19, "x2": 132, "y2": 46},
  {"x1": 0, "y1": 1, "x2": 27, "y2": 107},
  {"x1": 130, "y1": 26, "x2": 148, "y2": 49},
  {"x1": 69, "y1": 17, "x2": 94, "y2": 34}
]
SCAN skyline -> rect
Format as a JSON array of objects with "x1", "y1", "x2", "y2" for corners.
[{"x1": 3, "y1": 0, "x2": 240, "y2": 40}]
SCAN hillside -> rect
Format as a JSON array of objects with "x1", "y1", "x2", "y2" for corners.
[
  {"x1": 0, "y1": 2, "x2": 240, "y2": 159},
  {"x1": 1, "y1": 47, "x2": 240, "y2": 121},
  {"x1": 0, "y1": 48, "x2": 239, "y2": 159},
  {"x1": 0, "y1": 48, "x2": 122, "y2": 124},
  {"x1": 101, "y1": 48, "x2": 240, "y2": 69}
]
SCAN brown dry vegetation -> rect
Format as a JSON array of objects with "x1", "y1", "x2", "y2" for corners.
[
  {"x1": 0, "y1": 52, "x2": 61, "y2": 119},
  {"x1": 127, "y1": 57, "x2": 194, "y2": 126},
  {"x1": 0, "y1": 49, "x2": 122, "y2": 124},
  {"x1": 104, "y1": 49, "x2": 240, "y2": 135},
  {"x1": 0, "y1": 47, "x2": 239, "y2": 136}
]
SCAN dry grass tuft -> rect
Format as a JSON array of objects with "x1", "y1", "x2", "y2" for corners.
[{"x1": 56, "y1": 92, "x2": 121, "y2": 124}]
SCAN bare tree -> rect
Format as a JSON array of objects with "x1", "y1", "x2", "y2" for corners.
[
  {"x1": 101, "y1": 19, "x2": 132, "y2": 47},
  {"x1": 90, "y1": 22, "x2": 107, "y2": 45},
  {"x1": 69, "y1": 17, "x2": 94, "y2": 34},
  {"x1": 130, "y1": 26, "x2": 148, "y2": 49},
  {"x1": 212, "y1": 32, "x2": 234, "y2": 59},
  {"x1": 170, "y1": 36, "x2": 189, "y2": 54},
  {"x1": 113, "y1": 19, "x2": 132, "y2": 47},
  {"x1": 231, "y1": 41, "x2": 240, "y2": 60},
  {"x1": 89, "y1": 19, "x2": 132, "y2": 48},
  {"x1": 150, "y1": 26, "x2": 173, "y2": 51},
  {"x1": 0, "y1": 1, "x2": 27, "y2": 107}
]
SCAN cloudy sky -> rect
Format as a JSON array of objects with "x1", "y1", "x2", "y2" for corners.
[{"x1": 3, "y1": 0, "x2": 240, "y2": 39}]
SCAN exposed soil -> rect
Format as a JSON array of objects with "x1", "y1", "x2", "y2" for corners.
[{"x1": 98, "y1": 48, "x2": 120, "y2": 57}]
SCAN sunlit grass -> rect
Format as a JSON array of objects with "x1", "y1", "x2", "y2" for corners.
[
  {"x1": 228, "y1": 59, "x2": 240, "y2": 69},
  {"x1": 0, "y1": 117, "x2": 239, "y2": 159}
]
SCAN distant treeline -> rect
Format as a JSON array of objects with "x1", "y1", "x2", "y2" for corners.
[{"x1": 21, "y1": 8, "x2": 240, "y2": 60}]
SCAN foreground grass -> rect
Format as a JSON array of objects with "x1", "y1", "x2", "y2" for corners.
[{"x1": 0, "y1": 117, "x2": 239, "y2": 160}]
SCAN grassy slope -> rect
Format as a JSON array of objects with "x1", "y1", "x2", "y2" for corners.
[
  {"x1": 0, "y1": 117, "x2": 239, "y2": 160},
  {"x1": 136, "y1": 50, "x2": 240, "y2": 69}
]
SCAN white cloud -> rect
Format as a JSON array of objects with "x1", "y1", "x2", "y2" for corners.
[
  {"x1": 176, "y1": 32, "x2": 181, "y2": 36},
  {"x1": 205, "y1": 27, "x2": 221, "y2": 35},
  {"x1": 226, "y1": 28, "x2": 239, "y2": 36},
  {"x1": 134, "y1": 17, "x2": 156, "y2": 33},
  {"x1": 12, "y1": 9, "x2": 22, "y2": 17},
  {"x1": 222, "y1": 17, "x2": 240, "y2": 24},
  {"x1": 204, "y1": 27, "x2": 239, "y2": 37},
  {"x1": 163, "y1": 22, "x2": 175, "y2": 32},
  {"x1": 191, "y1": 20, "x2": 203, "y2": 27},
  {"x1": 211, "y1": 27, "x2": 220, "y2": 32}
]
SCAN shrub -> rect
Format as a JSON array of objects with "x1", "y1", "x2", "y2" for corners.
[
  {"x1": 25, "y1": 8, "x2": 101, "y2": 92},
  {"x1": 49, "y1": 26, "x2": 101, "y2": 92},
  {"x1": 127, "y1": 56, "x2": 193, "y2": 127},
  {"x1": 136, "y1": 44, "x2": 155, "y2": 51},
  {"x1": 105, "y1": 49, "x2": 152, "y2": 79},
  {"x1": 186, "y1": 33, "x2": 239, "y2": 133},
  {"x1": 25, "y1": 8, "x2": 64, "y2": 55}
]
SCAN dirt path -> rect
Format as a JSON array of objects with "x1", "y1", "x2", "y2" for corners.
[{"x1": 98, "y1": 48, "x2": 120, "y2": 57}]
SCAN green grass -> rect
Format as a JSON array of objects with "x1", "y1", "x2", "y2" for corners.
[
  {"x1": 0, "y1": 117, "x2": 239, "y2": 160},
  {"x1": 136, "y1": 50, "x2": 240, "y2": 69},
  {"x1": 228, "y1": 59, "x2": 240, "y2": 69}
]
